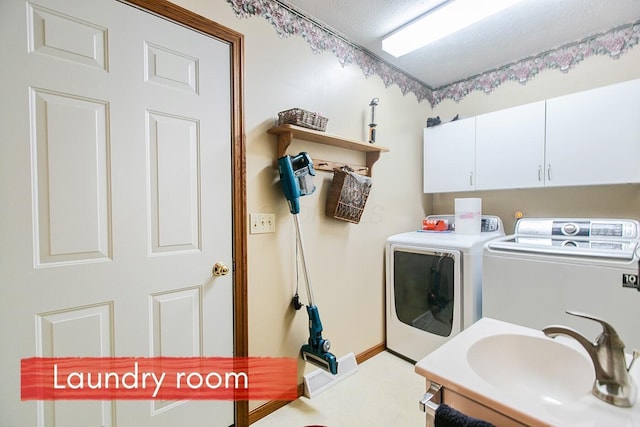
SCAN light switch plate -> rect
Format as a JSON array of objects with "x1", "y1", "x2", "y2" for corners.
[{"x1": 250, "y1": 213, "x2": 275, "y2": 234}]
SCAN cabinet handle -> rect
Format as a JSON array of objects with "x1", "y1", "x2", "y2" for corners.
[
  {"x1": 469, "y1": 171, "x2": 473, "y2": 186},
  {"x1": 547, "y1": 164, "x2": 552, "y2": 181},
  {"x1": 419, "y1": 381, "x2": 442, "y2": 427},
  {"x1": 538, "y1": 165, "x2": 542, "y2": 181}
]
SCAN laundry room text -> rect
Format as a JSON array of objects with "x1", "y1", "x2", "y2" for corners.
[{"x1": 21, "y1": 356, "x2": 297, "y2": 400}]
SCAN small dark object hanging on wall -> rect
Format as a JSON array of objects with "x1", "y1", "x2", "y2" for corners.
[
  {"x1": 426, "y1": 116, "x2": 441, "y2": 127},
  {"x1": 326, "y1": 167, "x2": 372, "y2": 224},
  {"x1": 292, "y1": 293, "x2": 303, "y2": 310}
]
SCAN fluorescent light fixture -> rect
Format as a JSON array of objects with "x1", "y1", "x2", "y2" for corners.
[{"x1": 382, "y1": 0, "x2": 525, "y2": 57}]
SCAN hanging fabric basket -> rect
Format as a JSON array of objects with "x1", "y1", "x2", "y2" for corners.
[{"x1": 325, "y1": 167, "x2": 372, "y2": 224}]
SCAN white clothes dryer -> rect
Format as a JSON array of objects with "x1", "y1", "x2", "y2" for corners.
[{"x1": 385, "y1": 215, "x2": 504, "y2": 362}]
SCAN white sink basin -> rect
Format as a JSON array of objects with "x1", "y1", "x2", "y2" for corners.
[
  {"x1": 467, "y1": 334, "x2": 593, "y2": 405},
  {"x1": 415, "y1": 318, "x2": 640, "y2": 426}
]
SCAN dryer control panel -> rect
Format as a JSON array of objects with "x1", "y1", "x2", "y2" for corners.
[
  {"x1": 425, "y1": 215, "x2": 503, "y2": 233},
  {"x1": 481, "y1": 217, "x2": 500, "y2": 232}
]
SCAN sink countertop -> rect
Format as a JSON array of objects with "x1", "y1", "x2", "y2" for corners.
[{"x1": 414, "y1": 317, "x2": 640, "y2": 427}]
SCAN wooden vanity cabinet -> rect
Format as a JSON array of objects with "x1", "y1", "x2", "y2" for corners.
[
  {"x1": 420, "y1": 378, "x2": 548, "y2": 427},
  {"x1": 440, "y1": 388, "x2": 530, "y2": 427}
]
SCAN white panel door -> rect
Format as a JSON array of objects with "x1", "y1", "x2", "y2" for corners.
[{"x1": 0, "y1": 0, "x2": 233, "y2": 426}]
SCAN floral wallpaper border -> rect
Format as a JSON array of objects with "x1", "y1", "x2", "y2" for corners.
[
  {"x1": 434, "y1": 21, "x2": 640, "y2": 105},
  {"x1": 227, "y1": 0, "x2": 640, "y2": 106}
]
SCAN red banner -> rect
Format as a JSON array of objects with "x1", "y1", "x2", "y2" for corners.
[{"x1": 21, "y1": 357, "x2": 297, "y2": 401}]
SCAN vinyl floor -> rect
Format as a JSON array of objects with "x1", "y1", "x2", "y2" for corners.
[{"x1": 252, "y1": 350, "x2": 426, "y2": 427}]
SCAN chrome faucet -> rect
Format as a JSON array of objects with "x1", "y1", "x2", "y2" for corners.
[{"x1": 543, "y1": 310, "x2": 639, "y2": 407}]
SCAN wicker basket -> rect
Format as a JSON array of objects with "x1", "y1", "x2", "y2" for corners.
[
  {"x1": 326, "y1": 167, "x2": 372, "y2": 224},
  {"x1": 277, "y1": 108, "x2": 328, "y2": 131}
]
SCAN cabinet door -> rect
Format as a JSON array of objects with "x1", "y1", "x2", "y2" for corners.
[
  {"x1": 442, "y1": 389, "x2": 529, "y2": 427},
  {"x1": 424, "y1": 118, "x2": 475, "y2": 193},
  {"x1": 545, "y1": 79, "x2": 640, "y2": 187},
  {"x1": 475, "y1": 101, "x2": 546, "y2": 190}
]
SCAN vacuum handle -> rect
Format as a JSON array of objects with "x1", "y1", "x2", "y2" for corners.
[{"x1": 278, "y1": 153, "x2": 316, "y2": 215}]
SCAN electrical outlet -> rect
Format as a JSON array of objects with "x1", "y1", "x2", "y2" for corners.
[{"x1": 250, "y1": 213, "x2": 275, "y2": 234}]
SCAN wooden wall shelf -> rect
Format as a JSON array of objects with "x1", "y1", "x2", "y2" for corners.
[{"x1": 268, "y1": 124, "x2": 389, "y2": 176}]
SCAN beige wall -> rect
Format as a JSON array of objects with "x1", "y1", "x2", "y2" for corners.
[
  {"x1": 172, "y1": 1, "x2": 640, "y2": 405},
  {"x1": 172, "y1": 0, "x2": 428, "y2": 404},
  {"x1": 429, "y1": 48, "x2": 640, "y2": 233}
]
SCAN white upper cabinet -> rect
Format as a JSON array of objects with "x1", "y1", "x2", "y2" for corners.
[
  {"x1": 475, "y1": 101, "x2": 546, "y2": 190},
  {"x1": 423, "y1": 78, "x2": 640, "y2": 193},
  {"x1": 424, "y1": 117, "x2": 475, "y2": 193},
  {"x1": 545, "y1": 79, "x2": 640, "y2": 187}
]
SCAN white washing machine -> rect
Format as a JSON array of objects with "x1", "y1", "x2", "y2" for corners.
[
  {"x1": 385, "y1": 215, "x2": 504, "y2": 362},
  {"x1": 483, "y1": 218, "x2": 640, "y2": 350}
]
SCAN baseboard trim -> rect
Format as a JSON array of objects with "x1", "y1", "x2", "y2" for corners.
[
  {"x1": 247, "y1": 384, "x2": 305, "y2": 425},
  {"x1": 355, "y1": 342, "x2": 386, "y2": 365},
  {"x1": 248, "y1": 342, "x2": 386, "y2": 425}
]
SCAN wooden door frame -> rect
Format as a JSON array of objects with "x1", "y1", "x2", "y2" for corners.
[{"x1": 119, "y1": 1, "x2": 248, "y2": 424}]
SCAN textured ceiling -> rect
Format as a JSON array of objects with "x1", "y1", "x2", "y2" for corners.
[{"x1": 283, "y1": 0, "x2": 640, "y2": 88}]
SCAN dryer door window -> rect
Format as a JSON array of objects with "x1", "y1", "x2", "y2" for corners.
[{"x1": 393, "y1": 250, "x2": 457, "y2": 337}]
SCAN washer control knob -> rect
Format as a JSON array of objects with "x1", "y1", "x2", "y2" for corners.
[{"x1": 562, "y1": 223, "x2": 579, "y2": 235}]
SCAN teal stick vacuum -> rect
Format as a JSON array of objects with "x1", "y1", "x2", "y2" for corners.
[{"x1": 278, "y1": 153, "x2": 338, "y2": 375}]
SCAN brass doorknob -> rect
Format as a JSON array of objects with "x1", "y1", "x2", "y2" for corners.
[{"x1": 212, "y1": 262, "x2": 229, "y2": 276}]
